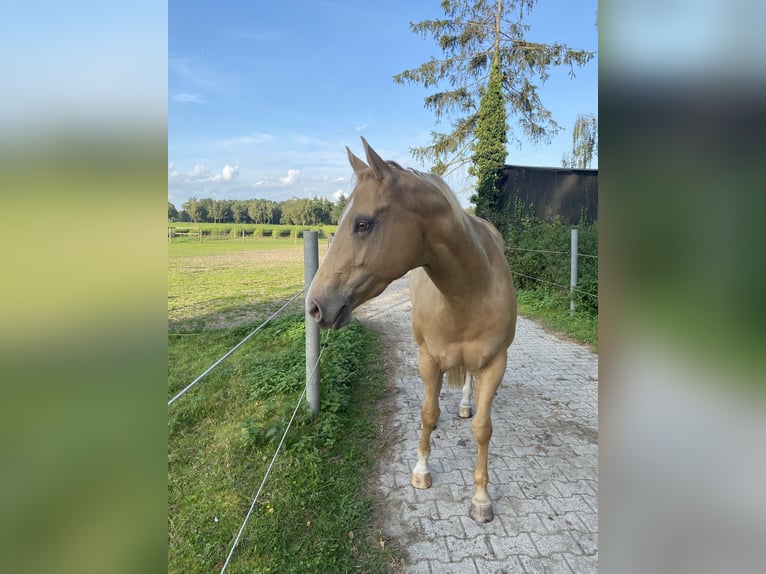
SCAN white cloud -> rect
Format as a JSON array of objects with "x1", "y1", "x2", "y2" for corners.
[
  {"x1": 190, "y1": 164, "x2": 210, "y2": 177},
  {"x1": 333, "y1": 176, "x2": 346, "y2": 184},
  {"x1": 173, "y1": 92, "x2": 206, "y2": 104},
  {"x1": 254, "y1": 168, "x2": 301, "y2": 188},
  {"x1": 278, "y1": 169, "x2": 300, "y2": 185},
  {"x1": 212, "y1": 164, "x2": 240, "y2": 181},
  {"x1": 355, "y1": 123, "x2": 369, "y2": 132},
  {"x1": 332, "y1": 189, "x2": 346, "y2": 200}
]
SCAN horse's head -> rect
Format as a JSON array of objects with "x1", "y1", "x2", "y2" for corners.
[{"x1": 307, "y1": 138, "x2": 426, "y2": 329}]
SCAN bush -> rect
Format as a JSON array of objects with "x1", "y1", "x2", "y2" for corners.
[{"x1": 505, "y1": 199, "x2": 598, "y2": 315}]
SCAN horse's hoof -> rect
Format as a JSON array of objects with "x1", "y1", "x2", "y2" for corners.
[
  {"x1": 411, "y1": 472, "x2": 432, "y2": 489},
  {"x1": 458, "y1": 405, "x2": 473, "y2": 418},
  {"x1": 469, "y1": 500, "x2": 494, "y2": 523}
]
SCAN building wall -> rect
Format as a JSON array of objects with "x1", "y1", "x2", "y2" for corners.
[{"x1": 500, "y1": 165, "x2": 598, "y2": 223}]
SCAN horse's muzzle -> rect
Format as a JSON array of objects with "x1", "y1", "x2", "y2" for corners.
[{"x1": 307, "y1": 294, "x2": 352, "y2": 330}]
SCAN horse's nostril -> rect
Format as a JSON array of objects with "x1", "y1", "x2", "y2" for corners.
[{"x1": 308, "y1": 300, "x2": 322, "y2": 323}]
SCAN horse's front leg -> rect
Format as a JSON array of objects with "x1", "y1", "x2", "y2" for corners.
[
  {"x1": 469, "y1": 350, "x2": 507, "y2": 523},
  {"x1": 411, "y1": 347, "x2": 443, "y2": 489}
]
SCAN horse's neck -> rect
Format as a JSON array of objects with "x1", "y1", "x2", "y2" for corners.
[{"x1": 420, "y1": 214, "x2": 492, "y2": 300}]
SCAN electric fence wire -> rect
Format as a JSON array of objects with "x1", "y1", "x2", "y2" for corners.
[
  {"x1": 513, "y1": 271, "x2": 599, "y2": 300},
  {"x1": 168, "y1": 287, "x2": 307, "y2": 406},
  {"x1": 219, "y1": 329, "x2": 332, "y2": 574},
  {"x1": 510, "y1": 246, "x2": 598, "y2": 260}
]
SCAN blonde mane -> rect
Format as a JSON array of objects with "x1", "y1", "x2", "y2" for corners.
[
  {"x1": 356, "y1": 161, "x2": 469, "y2": 232},
  {"x1": 404, "y1": 167, "x2": 469, "y2": 231}
]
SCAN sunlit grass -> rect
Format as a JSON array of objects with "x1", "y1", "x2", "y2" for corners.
[
  {"x1": 168, "y1": 239, "x2": 402, "y2": 573},
  {"x1": 516, "y1": 288, "x2": 598, "y2": 351}
]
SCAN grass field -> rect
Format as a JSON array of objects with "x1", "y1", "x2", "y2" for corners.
[
  {"x1": 168, "y1": 236, "x2": 330, "y2": 332},
  {"x1": 168, "y1": 237, "x2": 402, "y2": 573}
]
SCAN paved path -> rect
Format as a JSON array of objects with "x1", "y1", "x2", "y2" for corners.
[{"x1": 356, "y1": 275, "x2": 598, "y2": 573}]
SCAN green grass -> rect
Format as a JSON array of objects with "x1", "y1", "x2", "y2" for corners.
[
  {"x1": 168, "y1": 240, "x2": 402, "y2": 573},
  {"x1": 516, "y1": 288, "x2": 598, "y2": 351},
  {"x1": 168, "y1": 237, "x2": 329, "y2": 332}
]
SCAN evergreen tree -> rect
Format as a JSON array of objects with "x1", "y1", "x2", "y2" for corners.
[{"x1": 394, "y1": 0, "x2": 593, "y2": 176}]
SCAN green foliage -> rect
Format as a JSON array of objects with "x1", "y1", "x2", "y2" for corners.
[
  {"x1": 393, "y1": 0, "x2": 595, "y2": 174},
  {"x1": 174, "y1": 196, "x2": 341, "y2": 226},
  {"x1": 470, "y1": 58, "x2": 509, "y2": 235},
  {"x1": 506, "y1": 197, "x2": 598, "y2": 333},
  {"x1": 168, "y1": 313, "x2": 401, "y2": 573}
]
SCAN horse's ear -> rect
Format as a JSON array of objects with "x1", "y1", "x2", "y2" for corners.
[
  {"x1": 346, "y1": 146, "x2": 369, "y2": 176},
  {"x1": 361, "y1": 137, "x2": 393, "y2": 181}
]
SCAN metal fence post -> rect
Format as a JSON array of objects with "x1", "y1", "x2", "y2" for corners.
[
  {"x1": 304, "y1": 231, "x2": 320, "y2": 416},
  {"x1": 570, "y1": 228, "x2": 579, "y2": 316}
]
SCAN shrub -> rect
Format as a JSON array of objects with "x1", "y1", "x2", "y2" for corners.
[{"x1": 505, "y1": 199, "x2": 598, "y2": 315}]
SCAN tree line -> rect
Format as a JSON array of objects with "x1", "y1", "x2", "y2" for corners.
[{"x1": 168, "y1": 195, "x2": 347, "y2": 226}]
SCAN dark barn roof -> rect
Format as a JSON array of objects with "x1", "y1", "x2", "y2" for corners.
[{"x1": 500, "y1": 165, "x2": 598, "y2": 224}]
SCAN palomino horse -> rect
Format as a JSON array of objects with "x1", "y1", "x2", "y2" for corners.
[{"x1": 307, "y1": 138, "x2": 517, "y2": 522}]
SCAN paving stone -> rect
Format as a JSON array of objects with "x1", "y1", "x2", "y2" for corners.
[
  {"x1": 429, "y1": 558, "x2": 479, "y2": 574},
  {"x1": 517, "y1": 552, "x2": 574, "y2": 573},
  {"x1": 356, "y1": 277, "x2": 598, "y2": 573}
]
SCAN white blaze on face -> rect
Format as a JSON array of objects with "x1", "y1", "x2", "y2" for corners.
[
  {"x1": 338, "y1": 197, "x2": 355, "y2": 229},
  {"x1": 325, "y1": 197, "x2": 354, "y2": 257}
]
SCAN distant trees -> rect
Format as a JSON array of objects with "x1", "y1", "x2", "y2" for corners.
[
  {"x1": 168, "y1": 196, "x2": 339, "y2": 226},
  {"x1": 562, "y1": 113, "x2": 598, "y2": 169},
  {"x1": 331, "y1": 194, "x2": 347, "y2": 224},
  {"x1": 231, "y1": 200, "x2": 248, "y2": 223},
  {"x1": 247, "y1": 199, "x2": 280, "y2": 224},
  {"x1": 182, "y1": 197, "x2": 208, "y2": 223},
  {"x1": 280, "y1": 198, "x2": 333, "y2": 226}
]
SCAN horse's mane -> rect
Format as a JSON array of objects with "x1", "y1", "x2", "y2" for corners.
[
  {"x1": 356, "y1": 161, "x2": 469, "y2": 231},
  {"x1": 401, "y1": 165, "x2": 470, "y2": 232}
]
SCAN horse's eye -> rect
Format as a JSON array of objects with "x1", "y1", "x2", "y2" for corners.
[{"x1": 354, "y1": 219, "x2": 372, "y2": 233}]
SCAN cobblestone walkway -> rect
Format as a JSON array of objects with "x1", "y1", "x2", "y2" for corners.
[{"x1": 356, "y1": 275, "x2": 598, "y2": 573}]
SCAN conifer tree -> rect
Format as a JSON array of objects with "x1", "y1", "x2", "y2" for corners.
[{"x1": 394, "y1": 0, "x2": 594, "y2": 177}]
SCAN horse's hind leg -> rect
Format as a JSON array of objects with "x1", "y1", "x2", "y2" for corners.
[
  {"x1": 459, "y1": 373, "x2": 473, "y2": 418},
  {"x1": 412, "y1": 348, "x2": 442, "y2": 489},
  {"x1": 469, "y1": 350, "x2": 507, "y2": 523}
]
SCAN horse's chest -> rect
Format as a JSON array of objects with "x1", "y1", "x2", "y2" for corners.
[{"x1": 421, "y1": 333, "x2": 500, "y2": 372}]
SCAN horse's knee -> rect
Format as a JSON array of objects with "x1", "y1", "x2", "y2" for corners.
[{"x1": 471, "y1": 417, "x2": 492, "y2": 443}]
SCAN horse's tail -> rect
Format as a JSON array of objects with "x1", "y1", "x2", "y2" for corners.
[{"x1": 445, "y1": 366, "x2": 467, "y2": 389}]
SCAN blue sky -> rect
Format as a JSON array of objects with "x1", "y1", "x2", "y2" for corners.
[{"x1": 168, "y1": 1, "x2": 598, "y2": 208}]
